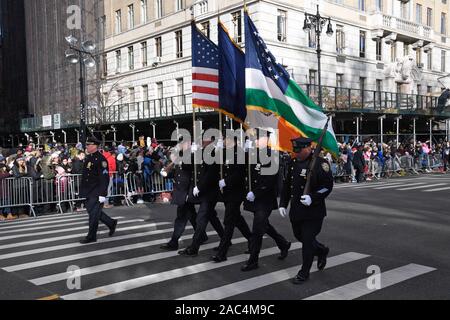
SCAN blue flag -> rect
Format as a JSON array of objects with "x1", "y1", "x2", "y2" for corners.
[{"x1": 218, "y1": 22, "x2": 246, "y2": 124}]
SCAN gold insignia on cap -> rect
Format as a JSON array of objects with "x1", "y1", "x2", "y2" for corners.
[{"x1": 321, "y1": 162, "x2": 330, "y2": 173}]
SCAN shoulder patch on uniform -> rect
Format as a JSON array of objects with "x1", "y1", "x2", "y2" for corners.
[
  {"x1": 102, "y1": 161, "x2": 108, "y2": 168},
  {"x1": 321, "y1": 162, "x2": 330, "y2": 173}
]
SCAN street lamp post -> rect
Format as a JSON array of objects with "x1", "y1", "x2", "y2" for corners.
[
  {"x1": 303, "y1": 5, "x2": 334, "y2": 108},
  {"x1": 65, "y1": 35, "x2": 97, "y2": 148}
]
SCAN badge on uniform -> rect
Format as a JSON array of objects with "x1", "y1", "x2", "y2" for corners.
[
  {"x1": 87, "y1": 162, "x2": 92, "y2": 169},
  {"x1": 322, "y1": 162, "x2": 330, "y2": 173},
  {"x1": 102, "y1": 161, "x2": 108, "y2": 169},
  {"x1": 300, "y1": 169, "x2": 307, "y2": 177}
]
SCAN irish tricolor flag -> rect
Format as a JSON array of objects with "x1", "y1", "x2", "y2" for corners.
[{"x1": 244, "y1": 11, "x2": 339, "y2": 156}]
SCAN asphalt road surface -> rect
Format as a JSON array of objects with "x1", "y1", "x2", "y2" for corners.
[{"x1": 0, "y1": 174, "x2": 449, "y2": 300}]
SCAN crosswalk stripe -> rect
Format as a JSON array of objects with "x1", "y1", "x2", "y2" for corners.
[
  {"x1": 0, "y1": 213, "x2": 88, "y2": 227},
  {"x1": 423, "y1": 186, "x2": 450, "y2": 192},
  {"x1": 303, "y1": 264, "x2": 436, "y2": 300},
  {"x1": 0, "y1": 224, "x2": 184, "y2": 261},
  {"x1": 372, "y1": 182, "x2": 424, "y2": 190},
  {"x1": 0, "y1": 215, "x2": 89, "y2": 230},
  {"x1": 397, "y1": 183, "x2": 446, "y2": 191},
  {"x1": 351, "y1": 182, "x2": 405, "y2": 189},
  {"x1": 0, "y1": 217, "x2": 125, "y2": 235},
  {"x1": 334, "y1": 182, "x2": 387, "y2": 189},
  {"x1": 0, "y1": 219, "x2": 144, "y2": 241},
  {"x1": 177, "y1": 252, "x2": 369, "y2": 300},
  {"x1": 30, "y1": 232, "x2": 234, "y2": 286},
  {"x1": 61, "y1": 243, "x2": 303, "y2": 300},
  {"x1": 4, "y1": 225, "x2": 206, "y2": 271},
  {"x1": 0, "y1": 222, "x2": 170, "y2": 251}
]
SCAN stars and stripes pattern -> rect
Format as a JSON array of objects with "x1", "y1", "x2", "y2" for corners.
[{"x1": 192, "y1": 22, "x2": 220, "y2": 110}]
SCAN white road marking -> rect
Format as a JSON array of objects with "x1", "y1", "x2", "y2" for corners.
[
  {"x1": 0, "y1": 213, "x2": 88, "y2": 227},
  {"x1": 397, "y1": 183, "x2": 446, "y2": 191},
  {"x1": 423, "y1": 186, "x2": 450, "y2": 192},
  {"x1": 372, "y1": 183, "x2": 425, "y2": 190},
  {"x1": 0, "y1": 215, "x2": 88, "y2": 230}
]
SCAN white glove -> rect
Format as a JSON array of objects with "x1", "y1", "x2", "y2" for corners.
[
  {"x1": 279, "y1": 207, "x2": 288, "y2": 218},
  {"x1": 219, "y1": 179, "x2": 226, "y2": 189},
  {"x1": 246, "y1": 192, "x2": 255, "y2": 202},
  {"x1": 193, "y1": 186, "x2": 200, "y2": 197},
  {"x1": 191, "y1": 143, "x2": 198, "y2": 152},
  {"x1": 99, "y1": 196, "x2": 107, "y2": 204},
  {"x1": 160, "y1": 169, "x2": 168, "y2": 178},
  {"x1": 300, "y1": 195, "x2": 312, "y2": 207}
]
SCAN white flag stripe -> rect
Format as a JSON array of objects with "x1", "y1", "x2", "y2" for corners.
[
  {"x1": 304, "y1": 264, "x2": 436, "y2": 300},
  {"x1": 178, "y1": 252, "x2": 369, "y2": 300},
  {"x1": 192, "y1": 80, "x2": 219, "y2": 89},
  {"x1": 192, "y1": 67, "x2": 219, "y2": 76},
  {"x1": 31, "y1": 232, "x2": 227, "y2": 286},
  {"x1": 0, "y1": 224, "x2": 182, "y2": 261},
  {"x1": 192, "y1": 93, "x2": 219, "y2": 102},
  {"x1": 0, "y1": 222, "x2": 169, "y2": 251},
  {"x1": 372, "y1": 182, "x2": 425, "y2": 190},
  {"x1": 0, "y1": 217, "x2": 125, "y2": 235},
  {"x1": 0, "y1": 213, "x2": 88, "y2": 228},
  {"x1": 0, "y1": 215, "x2": 89, "y2": 231},
  {"x1": 0, "y1": 219, "x2": 144, "y2": 242},
  {"x1": 423, "y1": 186, "x2": 450, "y2": 192},
  {"x1": 246, "y1": 69, "x2": 335, "y2": 137},
  {"x1": 397, "y1": 183, "x2": 446, "y2": 191},
  {"x1": 61, "y1": 243, "x2": 303, "y2": 300}
]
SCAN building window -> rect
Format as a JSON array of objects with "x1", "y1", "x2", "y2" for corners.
[
  {"x1": 277, "y1": 10, "x2": 287, "y2": 42},
  {"x1": 177, "y1": 78, "x2": 184, "y2": 106},
  {"x1": 308, "y1": 28, "x2": 317, "y2": 48},
  {"x1": 141, "y1": 42, "x2": 148, "y2": 67},
  {"x1": 391, "y1": 42, "x2": 397, "y2": 62},
  {"x1": 427, "y1": 86, "x2": 432, "y2": 93},
  {"x1": 156, "y1": 0, "x2": 163, "y2": 19},
  {"x1": 141, "y1": 0, "x2": 148, "y2": 24},
  {"x1": 336, "y1": 25, "x2": 345, "y2": 54},
  {"x1": 358, "y1": 0, "x2": 365, "y2": 11},
  {"x1": 441, "y1": 13, "x2": 447, "y2": 35},
  {"x1": 175, "y1": 30, "x2": 183, "y2": 58},
  {"x1": 403, "y1": 44, "x2": 409, "y2": 57},
  {"x1": 375, "y1": 38, "x2": 382, "y2": 61},
  {"x1": 417, "y1": 84, "x2": 422, "y2": 95},
  {"x1": 117, "y1": 90, "x2": 123, "y2": 105},
  {"x1": 416, "y1": 4, "x2": 422, "y2": 24},
  {"x1": 232, "y1": 11, "x2": 242, "y2": 43},
  {"x1": 427, "y1": 49, "x2": 433, "y2": 70},
  {"x1": 129, "y1": 88, "x2": 136, "y2": 112},
  {"x1": 128, "y1": 4, "x2": 134, "y2": 29},
  {"x1": 375, "y1": 0, "x2": 382, "y2": 12},
  {"x1": 128, "y1": 46, "x2": 134, "y2": 70},
  {"x1": 336, "y1": 74, "x2": 344, "y2": 89},
  {"x1": 441, "y1": 50, "x2": 446, "y2": 72},
  {"x1": 376, "y1": 79, "x2": 382, "y2": 92},
  {"x1": 102, "y1": 54, "x2": 108, "y2": 76},
  {"x1": 142, "y1": 85, "x2": 149, "y2": 102},
  {"x1": 416, "y1": 49, "x2": 422, "y2": 67},
  {"x1": 201, "y1": 21, "x2": 210, "y2": 39},
  {"x1": 400, "y1": 1, "x2": 409, "y2": 20},
  {"x1": 155, "y1": 37, "x2": 162, "y2": 58},
  {"x1": 156, "y1": 82, "x2": 163, "y2": 100},
  {"x1": 175, "y1": 0, "x2": 184, "y2": 12},
  {"x1": 359, "y1": 31, "x2": 366, "y2": 58},
  {"x1": 309, "y1": 70, "x2": 317, "y2": 95},
  {"x1": 115, "y1": 10, "x2": 122, "y2": 34},
  {"x1": 115, "y1": 50, "x2": 121, "y2": 73},
  {"x1": 427, "y1": 8, "x2": 433, "y2": 27}
]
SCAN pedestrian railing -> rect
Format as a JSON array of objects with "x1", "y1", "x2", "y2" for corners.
[{"x1": 0, "y1": 177, "x2": 36, "y2": 217}]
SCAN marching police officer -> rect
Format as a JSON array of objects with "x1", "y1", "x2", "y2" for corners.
[
  {"x1": 79, "y1": 136, "x2": 118, "y2": 244},
  {"x1": 242, "y1": 129, "x2": 291, "y2": 272},
  {"x1": 279, "y1": 137, "x2": 333, "y2": 284},
  {"x1": 211, "y1": 136, "x2": 252, "y2": 262},
  {"x1": 160, "y1": 140, "x2": 208, "y2": 251}
]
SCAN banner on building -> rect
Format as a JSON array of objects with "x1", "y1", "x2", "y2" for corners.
[{"x1": 42, "y1": 115, "x2": 52, "y2": 128}]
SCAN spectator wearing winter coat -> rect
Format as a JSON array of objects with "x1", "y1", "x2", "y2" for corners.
[{"x1": 71, "y1": 152, "x2": 85, "y2": 175}]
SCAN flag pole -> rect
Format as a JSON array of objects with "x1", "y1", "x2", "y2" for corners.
[
  {"x1": 303, "y1": 116, "x2": 331, "y2": 196},
  {"x1": 191, "y1": 15, "x2": 198, "y2": 187}
]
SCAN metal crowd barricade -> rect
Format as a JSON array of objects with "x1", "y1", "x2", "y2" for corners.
[
  {"x1": 30, "y1": 177, "x2": 60, "y2": 214},
  {"x1": 125, "y1": 171, "x2": 173, "y2": 206},
  {"x1": 56, "y1": 174, "x2": 85, "y2": 214},
  {"x1": 0, "y1": 177, "x2": 36, "y2": 217},
  {"x1": 109, "y1": 171, "x2": 132, "y2": 206}
]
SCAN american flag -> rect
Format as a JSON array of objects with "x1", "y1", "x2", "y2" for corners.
[{"x1": 192, "y1": 23, "x2": 220, "y2": 110}]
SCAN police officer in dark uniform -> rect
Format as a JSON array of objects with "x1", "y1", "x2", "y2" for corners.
[
  {"x1": 159, "y1": 140, "x2": 207, "y2": 251},
  {"x1": 242, "y1": 129, "x2": 291, "y2": 271},
  {"x1": 178, "y1": 140, "x2": 224, "y2": 256},
  {"x1": 79, "y1": 136, "x2": 118, "y2": 244},
  {"x1": 279, "y1": 137, "x2": 333, "y2": 284},
  {"x1": 211, "y1": 136, "x2": 252, "y2": 262}
]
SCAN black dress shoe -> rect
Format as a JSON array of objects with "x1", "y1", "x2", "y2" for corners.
[
  {"x1": 278, "y1": 242, "x2": 291, "y2": 260},
  {"x1": 109, "y1": 220, "x2": 118, "y2": 237},
  {"x1": 79, "y1": 238, "x2": 96, "y2": 244},
  {"x1": 213, "y1": 241, "x2": 232, "y2": 251},
  {"x1": 317, "y1": 247, "x2": 330, "y2": 271},
  {"x1": 292, "y1": 272, "x2": 310, "y2": 284},
  {"x1": 199, "y1": 236, "x2": 209, "y2": 245},
  {"x1": 211, "y1": 255, "x2": 227, "y2": 263},
  {"x1": 241, "y1": 262, "x2": 258, "y2": 272},
  {"x1": 178, "y1": 248, "x2": 198, "y2": 257},
  {"x1": 160, "y1": 243, "x2": 179, "y2": 251}
]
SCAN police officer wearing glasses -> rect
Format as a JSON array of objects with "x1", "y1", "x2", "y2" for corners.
[
  {"x1": 79, "y1": 136, "x2": 118, "y2": 244},
  {"x1": 279, "y1": 137, "x2": 333, "y2": 284}
]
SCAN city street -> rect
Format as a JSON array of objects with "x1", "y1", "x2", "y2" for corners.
[{"x1": 0, "y1": 174, "x2": 448, "y2": 300}]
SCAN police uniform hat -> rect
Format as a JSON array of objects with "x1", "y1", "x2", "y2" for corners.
[
  {"x1": 86, "y1": 135, "x2": 101, "y2": 146},
  {"x1": 291, "y1": 137, "x2": 313, "y2": 151}
]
